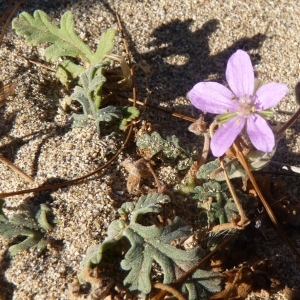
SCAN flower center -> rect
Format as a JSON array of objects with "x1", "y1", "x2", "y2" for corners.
[{"x1": 237, "y1": 94, "x2": 255, "y2": 116}]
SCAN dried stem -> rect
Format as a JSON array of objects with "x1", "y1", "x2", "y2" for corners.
[
  {"x1": 16, "y1": 55, "x2": 56, "y2": 72},
  {"x1": 220, "y1": 159, "x2": 248, "y2": 227},
  {"x1": 127, "y1": 97, "x2": 197, "y2": 122},
  {"x1": 153, "y1": 282, "x2": 186, "y2": 300},
  {"x1": 211, "y1": 222, "x2": 239, "y2": 232},
  {"x1": 0, "y1": 155, "x2": 34, "y2": 184},
  {"x1": 144, "y1": 161, "x2": 165, "y2": 193},
  {"x1": 276, "y1": 106, "x2": 300, "y2": 136},
  {"x1": 233, "y1": 141, "x2": 300, "y2": 261}
]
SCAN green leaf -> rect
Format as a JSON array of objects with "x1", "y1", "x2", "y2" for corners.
[
  {"x1": 12, "y1": 10, "x2": 94, "y2": 63},
  {"x1": 197, "y1": 159, "x2": 246, "y2": 181},
  {"x1": 182, "y1": 269, "x2": 222, "y2": 300},
  {"x1": 92, "y1": 28, "x2": 117, "y2": 64},
  {"x1": 119, "y1": 106, "x2": 140, "y2": 131},
  {"x1": 94, "y1": 106, "x2": 120, "y2": 133},
  {"x1": 192, "y1": 182, "x2": 249, "y2": 227},
  {"x1": 191, "y1": 181, "x2": 227, "y2": 202},
  {"x1": 71, "y1": 63, "x2": 124, "y2": 132},
  {"x1": 80, "y1": 219, "x2": 126, "y2": 269},
  {"x1": 70, "y1": 62, "x2": 108, "y2": 108},
  {"x1": 0, "y1": 202, "x2": 55, "y2": 256},
  {"x1": 80, "y1": 193, "x2": 205, "y2": 295},
  {"x1": 136, "y1": 131, "x2": 191, "y2": 169},
  {"x1": 56, "y1": 59, "x2": 85, "y2": 84},
  {"x1": 122, "y1": 216, "x2": 202, "y2": 294},
  {"x1": 36, "y1": 204, "x2": 55, "y2": 231},
  {"x1": 8, "y1": 232, "x2": 44, "y2": 256}
]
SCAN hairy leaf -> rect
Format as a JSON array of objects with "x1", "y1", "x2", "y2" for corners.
[
  {"x1": 70, "y1": 63, "x2": 118, "y2": 131},
  {"x1": 136, "y1": 132, "x2": 192, "y2": 169},
  {"x1": 197, "y1": 159, "x2": 246, "y2": 181},
  {"x1": 182, "y1": 269, "x2": 222, "y2": 300},
  {"x1": 119, "y1": 106, "x2": 140, "y2": 131},
  {"x1": 0, "y1": 200, "x2": 55, "y2": 256},
  {"x1": 121, "y1": 216, "x2": 202, "y2": 294},
  {"x1": 12, "y1": 10, "x2": 117, "y2": 83},
  {"x1": 80, "y1": 193, "x2": 207, "y2": 295},
  {"x1": 93, "y1": 28, "x2": 117, "y2": 64},
  {"x1": 56, "y1": 59, "x2": 85, "y2": 84},
  {"x1": 12, "y1": 10, "x2": 94, "y2": 62},
  {"x1": 193, "y1": 181, "x2": 249, "y2": 226},
  {"x1": 191, "y1": 181, "x2": 228, "y2": 202}
]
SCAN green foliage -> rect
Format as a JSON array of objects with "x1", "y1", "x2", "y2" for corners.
[
  {"x1": 136, "y1": 131, "x2": 192, "y2": 170},
  {"x1": 12, "y1": 10, "x2": 116, "y2": 83},
  {"x1": 119, "y1": 106, "x2": 140, "y2": 130},
  {"x1": 182, "y1": 269, "x2": 222, "y2": 300},
  {"x1": 71, "y1": 63, "x2": 139, "y2": 133},
  {"x1": 80, "y1": 193, "x2": 220, "y2": 297},
  {"x1": 197, "y1": 158, "x2": 246, "y2": 181},
  {"x1": 13, "y1": 10, "x2": 138, "y2": 133},
  {"x1": 192, "y1": 181, "x2": 239, "y2": 225},
  {"x1": 246, "y1": 148, "x2": 276, "y2": 170},
  {"x1": 0, "y1": 199, "x2": 55, "y2": 256}
]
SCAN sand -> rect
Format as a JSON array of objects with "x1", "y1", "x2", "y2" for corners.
[{"x1": 0, "y1": 0, "x2": 300, "y2": 299}]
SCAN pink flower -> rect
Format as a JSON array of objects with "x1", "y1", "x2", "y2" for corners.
[{"x1": 188, "y1": 50, "x2": 288, "y2": 157}]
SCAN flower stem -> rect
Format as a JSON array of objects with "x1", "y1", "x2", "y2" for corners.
[
  {"x1": 276, "y1": 106, "x2": 300, "y2": 136},
  {"x1": 220, "y1": 159, "x2": 248, "y2": 227},
  {"x1": 233, "y1": 141, "x2": 300, "y2": 261}
]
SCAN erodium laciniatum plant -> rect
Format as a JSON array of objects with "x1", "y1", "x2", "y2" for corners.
[{"x1": 1, "y1": 5, "x2": 300, "y2": 299}]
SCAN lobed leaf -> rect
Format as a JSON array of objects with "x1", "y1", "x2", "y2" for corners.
[
  {"x1": 136, "y1": 132, "x2": 192, "y2": 169},
  {"x1": 197, "y1": 159, "x2": 246, "y2": 181},
  {"x1": 182, "y1": 269, "x2": 222, "y2": 300},
  {"x1": 93, "y1": 28, "x2": 117, "y2": 64},
  {"x1": 12, "y1": 10, "x2": 94, "y2": 62},
  {"x1": 0, "y1": 201, "x2": 55, "y2": 256},
  {"x1": 81, "y1": 193, "x2": 208, "y2": 296}
]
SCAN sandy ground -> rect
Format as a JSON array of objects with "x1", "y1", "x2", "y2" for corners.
[{"x1": 0, "y1": 0, "x2": 300, "y2": 299}]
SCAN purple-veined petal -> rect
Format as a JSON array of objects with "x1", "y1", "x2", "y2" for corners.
[
  {"x1": 188, "y1": 82, "x2": 236, "y2": 114},
  {"x1": 225, "y1": 50, "x2": 254, "y2": 98},
  {"x1": 211, "y1": 116, "x2": 246, "y2": 157},
  {"x1": 246, "y1": 114, "x2": 275, "y2": 152},
  {"x1": 254, "y1": 82, "x2": 288, "y2": 110}
]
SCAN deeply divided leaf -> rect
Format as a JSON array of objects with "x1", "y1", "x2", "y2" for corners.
[
  {"x1": 0, "y1": 201, "x2": 55, "y2": 256},
  {"x1": 182, "y1": 269, "x2": 222, "y2": 300},
  {"x1": 136, "y1": 132, "x2": 192, "y2": 169},
  {"x1": 80, "y1": 193, "x2": 211, "y2": 295},
  {"x1": 12, "y1": 10, "x2": 94, "y2": 62},
  {"x1": 12, "y1": 10, "x2": 117, "y2": 83}
]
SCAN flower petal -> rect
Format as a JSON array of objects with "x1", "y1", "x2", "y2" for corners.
[
  {"x1": 246, "y1": 114, "x2": 275, "y2": 152},
  {"x1": 225, "y1": 50, "x2": 254, "y2": 98},
  {"x1": 188, "y1": 82, "x2": 236, "y2": 114},
  {"x1": 255, "y1": 82, "x2": 288, "y2": 110},
  {"x1": 211, "y1": 116, "x2": 246, "y2": 157}
]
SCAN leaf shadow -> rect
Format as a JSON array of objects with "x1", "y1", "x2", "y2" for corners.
[
  {"x1": 132, "y1": 19, "x2": 267, "y2": 104},
  {"x1": 0, "y1": 248, "x2": 15, "y2": 300}
]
